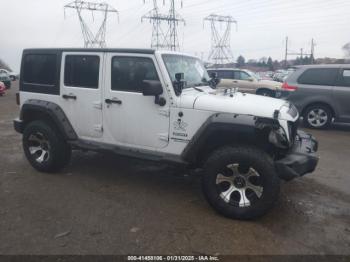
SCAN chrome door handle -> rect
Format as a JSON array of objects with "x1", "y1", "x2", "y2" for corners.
[
  {"x1": 62, "y1": 94, "x2": 77, "y2": 100},
  {"x1": 105, "y1": 98, "x2": 122, "y2": 105}
]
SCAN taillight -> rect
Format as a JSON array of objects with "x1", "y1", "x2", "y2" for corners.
[
  {"x1": 16, "y1": 92, "x2": 20, "y2": 105},
  {"x1": 282, "y1": 82, "x2": 298, "y2": 91}
]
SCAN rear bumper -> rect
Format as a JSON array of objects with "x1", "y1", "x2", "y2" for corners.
[
  {"x1": 14, "y1": 118, "x2": 23, "y2": 133},
  {"x1": 275, "y1": 130, "x2": 319, "y2": 181}
]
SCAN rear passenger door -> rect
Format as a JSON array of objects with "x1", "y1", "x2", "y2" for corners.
[
  {"x1": 334, "y1": 68, "x2": 350, "y2": 122},
  {"x1": 60, "y1": 52, "x2": 103, "y2": 140}
]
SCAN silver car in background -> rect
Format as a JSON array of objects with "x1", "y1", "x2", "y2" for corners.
[{"x1": 282, "y1": 64, "x2": 350, "y2": 129}]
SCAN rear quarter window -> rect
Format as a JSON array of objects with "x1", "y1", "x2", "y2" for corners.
[
  {"x1": 23, "y1": 54, "x2": 57, "y2": 85},
  {"x1": 298, "y1": 68, "x2": 338, "y2": 86},
  {"x1": 20, "y1": 52, "x2": 61, "y2": 95}
]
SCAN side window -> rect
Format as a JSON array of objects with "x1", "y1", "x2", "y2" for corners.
[
  {"x1": 23, "y1": 54, "x2": 57, "y2": 85},
  {"x1": 298, "y1": 68, "x2": 338, "y2": 86},
  {"x1": 111, "y1": 56, "x2": 159, "y2": 92},
  {"x1": 217, "y1": 71, "x2": 234, "y2": 79},
  {"x1": 239, "y1": 71, "x2": 251, "y2": 81},
  {"x1": 64, "y1": 55, "x2": 100, "y2": 88},
  {"x1": 337, "y1": 69, "x2": 350, "y2": 87}
]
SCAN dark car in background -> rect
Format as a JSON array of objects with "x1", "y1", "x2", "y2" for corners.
[
  {"x1": 282, "y1": 64, "x2": 350, "y2": 129},
  {"x1": 0, "y1": 72, "x2": 11, "y2": 89}
]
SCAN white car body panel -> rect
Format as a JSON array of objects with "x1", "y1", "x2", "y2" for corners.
[{"x1": 19, "y1": 50, "x2": 298, "y2": 156}]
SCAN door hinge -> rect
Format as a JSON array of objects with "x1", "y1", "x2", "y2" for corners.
[
  {"x1": 159, "y1": 109, "x2": 170, "y2": 117},
  {"x1": 94, "y1": 124, "x2": 103, "y2": 132},
  {"x1": 93, "y1": 101, "x2": 102, "y2": 110},
  {"x1": 158, "y1": 133, "x2": 169, "y2": 142}
]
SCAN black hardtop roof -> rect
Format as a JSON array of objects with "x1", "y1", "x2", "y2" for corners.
[{"x1": 23, "y1": 48, "x2": 156, "y2": 54}]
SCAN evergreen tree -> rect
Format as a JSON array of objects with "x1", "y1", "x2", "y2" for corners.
[
  {"x1": 267, "y1": 57, "x2": 274, "y2": 70},
  {"x1": 236, "y1": 55, "x2": 245, "y2": 67}
]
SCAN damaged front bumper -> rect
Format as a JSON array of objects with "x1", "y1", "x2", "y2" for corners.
[{"x1": 275, "y1": 130, "x2": 319, "y2": 181}]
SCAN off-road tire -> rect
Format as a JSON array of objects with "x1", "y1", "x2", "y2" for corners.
[
  {"x1": 303, "y1": 104, "x2": 332, "y2": 129},
  {"x1": 23, "y1": 120, "x2": 71, "y2": 172},
  {"x1": 202, "y1": 146, "x2": 280, "y2": 220}
]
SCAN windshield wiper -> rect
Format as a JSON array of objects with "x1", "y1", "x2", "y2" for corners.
[{"x1": 193, "y1": 86, "x2": 204, "y2": 92}]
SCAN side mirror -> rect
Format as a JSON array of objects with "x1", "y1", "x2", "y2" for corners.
[
  {"x1": 209, "y1": 72, "x2": 220, "y2": 88},
  {"x1": 209, "y1": 72, "x2": 217, "y2": 79},
  {"x1": 141, "y1": 80, "x2": 166, "y2": 106},
  {"x1": 174, "y1": 72, "x2": 185, "y2": 96},
  {"x1": 175, "y1": 73, "x2": 184, "y2": 82},
  {"x1": 142, "y1": 80, "x2": 163, "y2": 96}
]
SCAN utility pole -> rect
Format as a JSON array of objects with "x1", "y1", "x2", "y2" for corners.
[
  {"x1": 64, "y1": 0, "x2": 118, "y2": 48},
  {"x1": 204, "y1": 14, "x2": 237, "y2": 65},
  {"x1": 284, "y1": 36, "x2": 288, "y2": 68},
  {"x1": 310, "y1": 38, "x2": 316, "y2": 64},
  {"x1": 142, "y1": 0, "x2": 185, "y2": 51}
]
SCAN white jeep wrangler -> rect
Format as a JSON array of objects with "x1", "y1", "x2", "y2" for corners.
[{"x1": 14, "y1": 48, "x2": 318, "y2": 219}]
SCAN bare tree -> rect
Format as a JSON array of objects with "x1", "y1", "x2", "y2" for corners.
[{"x1": 0, "y1": 58, "x2": 11, "y2": 71}]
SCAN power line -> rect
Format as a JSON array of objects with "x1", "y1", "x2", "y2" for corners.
[
  {"x1": 204, "y1": 14, "x2": 237, "y2": 64},
  {"x1": 64, "y1": 0, "x2": 118, "y2": 48}
]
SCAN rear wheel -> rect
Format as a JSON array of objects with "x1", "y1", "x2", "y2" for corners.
[
  {"x1": 202, "y1": 146, "x2": 280, "y2": 220},
  {"x1": 303, "y1": 104, "x2": 332, "y2": 129},
  {"x1": 23, "y1": 120, "x2": 71, "y2": 172}
]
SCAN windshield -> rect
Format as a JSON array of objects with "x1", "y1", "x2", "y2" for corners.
[
  {"x1": 162, "y1": 54, "x2": 210, "y2": 89},
  {"x1": 245, "y1": 70, "x2": 260, "y2": 81}
]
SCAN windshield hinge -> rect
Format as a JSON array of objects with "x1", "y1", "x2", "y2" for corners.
[
  {"x1": 93, "y1": 101, "x2": 102, "y2": 110},
  {"x1": 159, "y1": 109, "x2": 170, "y2": 117},
  {"x1": 158, "y1": 133, "x2": 169, "y2": 142}
]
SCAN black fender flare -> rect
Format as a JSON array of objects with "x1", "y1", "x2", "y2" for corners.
[
  {"x1": 181, "y1": 113, "x2": 279, "y2": 164},
  {"x1": 20, "y1": 99, "x2": 77, "y2": 140}
]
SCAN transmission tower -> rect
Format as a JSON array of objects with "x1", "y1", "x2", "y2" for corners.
[
  {"x1": 142, "y1": 0, "x2": 185, "y2": 51},
  {"x1": 166, "y1": 0, "x2": 185, "y2": 51},
  {"x1": 204, "y1": 14, "x2": 237, "y2": 65},
  {"x1": 142, "y1": 0, "x2": 169, "y2": 50},
  {"x1": 64, "y1": 0, "x2": 118, "y2": 48}
]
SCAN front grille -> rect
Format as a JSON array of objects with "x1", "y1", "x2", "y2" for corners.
[{"x1": 287, "y1": 103, "x2": 298, "y2": 118}]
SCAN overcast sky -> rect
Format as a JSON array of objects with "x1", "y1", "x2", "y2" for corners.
[{"x1": 1, "y1": 0, "x2": 350, "y2": 71}]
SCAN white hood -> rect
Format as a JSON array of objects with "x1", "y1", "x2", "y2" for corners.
[{"x1": 180, "y1": 88, "x2": 296, "y2": 121}]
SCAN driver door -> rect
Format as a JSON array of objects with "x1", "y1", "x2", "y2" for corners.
[{"x1": 103, "y1": 53, "x2": 170, "y2": 150}]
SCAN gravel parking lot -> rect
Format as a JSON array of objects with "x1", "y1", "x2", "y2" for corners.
[{"x1": 0, "y1": 81, "x2": 349, "y2": 255}]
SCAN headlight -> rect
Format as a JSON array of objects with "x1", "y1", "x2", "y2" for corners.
[
  {"x1": 287, "y1": 103, "x2": 298, "y2": 118},
  {"x1": 268, "y1": 127, "x2": 289, "y2": 148}
]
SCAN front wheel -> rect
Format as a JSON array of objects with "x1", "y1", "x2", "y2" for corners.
[{"x1": 202, "y1": 146, "x2": 280, "y2": 220}]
